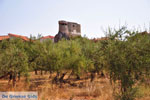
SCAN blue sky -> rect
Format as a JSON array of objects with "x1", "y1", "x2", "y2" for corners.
[{"x1": 0, "y1": 0, "x2": 150, "y2": 38}]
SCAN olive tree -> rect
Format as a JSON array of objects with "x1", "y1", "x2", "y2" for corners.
[
  {"x1": 105, "y1": 28, "x2": 150, "y2": 100},
  {"x1": 0, "y1": 39, "x2": 29, "y2": 86}
]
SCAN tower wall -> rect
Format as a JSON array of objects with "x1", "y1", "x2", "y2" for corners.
[
  {"x1": 59, "y1": 21, "x2": 69, "y2": 35},
  {"x1": 59, "y1": 20, "x2": 81, "y2": 36}
]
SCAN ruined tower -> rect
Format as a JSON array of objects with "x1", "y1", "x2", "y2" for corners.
[
  {"x1": 58, "y1": 20, "x2": 81, "y2": 36},
  {"x1": 54, "y1": 20, "x2": 81, "y2": 42}
]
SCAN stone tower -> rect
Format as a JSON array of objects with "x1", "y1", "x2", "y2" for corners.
[
  {"x1": 54, "y1": 20, "x2": 81, "y2": 42},
  {"x1": 58, "y1": 20, "x2": 81, "y2": 36}
]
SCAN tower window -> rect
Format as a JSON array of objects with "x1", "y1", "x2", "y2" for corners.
[{"x1": 61, "y1": 23, "x2": 67, "y2": 25}]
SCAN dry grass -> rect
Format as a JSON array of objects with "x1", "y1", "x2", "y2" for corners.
[{"x1": 0, "y1": 72, "x2": 150, "y2": 100}]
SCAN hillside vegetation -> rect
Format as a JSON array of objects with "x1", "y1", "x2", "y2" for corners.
[{"x1": 0, "y1": 27, "x2": 150, "y2": 100}]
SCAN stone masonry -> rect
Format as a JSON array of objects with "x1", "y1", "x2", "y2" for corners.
[
  {"x1": 58, "y1": 20, "x2": 81, "y2": 36},
  {"x1": 54, "y1": 20, "x2": 81, "y2": 42}
]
